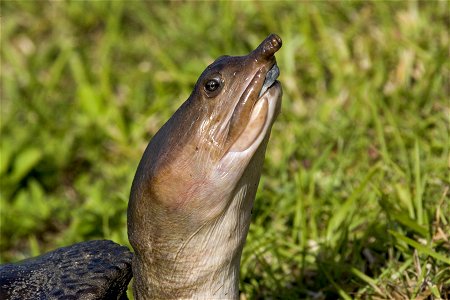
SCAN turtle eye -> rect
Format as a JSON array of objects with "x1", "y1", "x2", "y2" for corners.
[{"x1": 204, "y1": 79, "x2": 221, "y2": 92}]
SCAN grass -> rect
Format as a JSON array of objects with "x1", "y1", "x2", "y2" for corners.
[{"x1": 1, "y1": 1, "x2": 449, "y2": 299}]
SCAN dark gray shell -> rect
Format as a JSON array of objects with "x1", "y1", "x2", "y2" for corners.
[{"x1": 0, "y1": 240, "x2": 133, "y2": 300}]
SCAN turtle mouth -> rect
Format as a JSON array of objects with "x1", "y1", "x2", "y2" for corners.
[
  {"x1": 226, "y1": 63, "x2": 282, "y2": 153},
  {"x1": 222, "y1": 34, "x2": 282, "y2": 154},
  {"x1": 259, "y1": 63, "x2": 280, "y2": 97}
]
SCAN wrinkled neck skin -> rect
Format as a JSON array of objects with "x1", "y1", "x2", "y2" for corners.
[{"x1": 128, "y1": 34, "x2": 282, "y2": 299}]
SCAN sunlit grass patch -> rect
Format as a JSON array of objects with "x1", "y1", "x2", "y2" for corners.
[{"x1": 1, "y1": 1, "x2": 448, "y2": 298}]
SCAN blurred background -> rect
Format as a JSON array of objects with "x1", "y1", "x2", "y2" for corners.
[{"x1": 1, "y1": 1, "x2": 449, "y2": 299}]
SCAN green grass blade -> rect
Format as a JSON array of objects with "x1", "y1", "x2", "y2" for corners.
[
  {"x1": 351, "y1": 267, "x2": 384, "y2": 296},
  {"x1": 389, "y1": 231, "x2": 450, "y2": 265}
]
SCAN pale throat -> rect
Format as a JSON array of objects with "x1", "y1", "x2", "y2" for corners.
[{"x1": 133, "y1": 185, "x2": 255, "y2": 299}]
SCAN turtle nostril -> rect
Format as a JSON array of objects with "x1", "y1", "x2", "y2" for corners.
[{"x1": 270, "y1": 34, "x2": 282, "y2": 48}]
